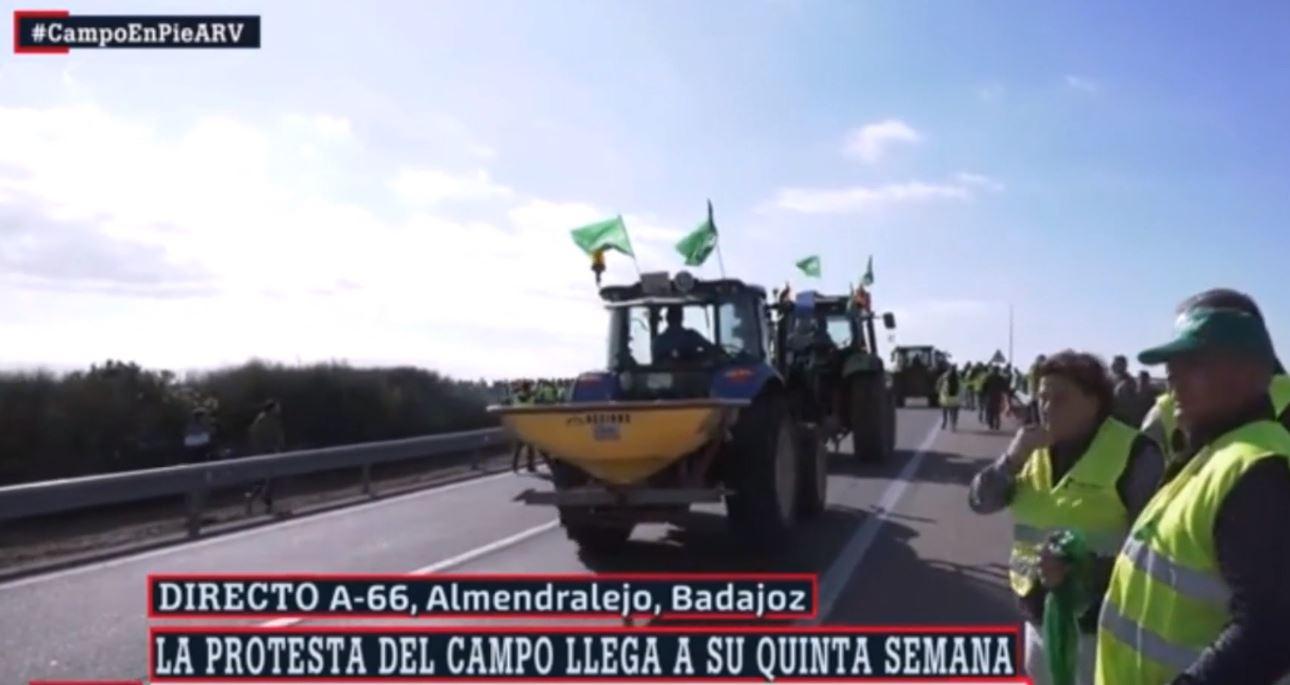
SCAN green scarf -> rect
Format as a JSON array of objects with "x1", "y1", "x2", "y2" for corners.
[{"x1": 1042, "y1": 529, "x2": 1093, "y2": 685}]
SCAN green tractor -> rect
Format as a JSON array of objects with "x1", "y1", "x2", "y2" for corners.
[
  {"x1": 771, "y1": 291, "x2": 898, "y2": 461},
  {"x1": 890, "y1": 345, "x2": 950, "y2": 407}
]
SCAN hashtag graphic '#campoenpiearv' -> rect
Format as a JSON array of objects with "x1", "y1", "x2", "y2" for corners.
[{"x1": 31, "y1": 22, "x2": 47, "y2": 43}]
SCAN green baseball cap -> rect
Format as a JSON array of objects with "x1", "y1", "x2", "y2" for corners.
[{"x1": 1139, "y1": 306, "x2": 1277, "y2": 366}]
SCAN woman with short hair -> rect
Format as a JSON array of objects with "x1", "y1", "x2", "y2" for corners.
[{"x1": 968, "y1": 351, "x2": 1164, "y2": 685}]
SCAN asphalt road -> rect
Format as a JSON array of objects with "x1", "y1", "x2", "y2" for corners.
[{"x1": 0, "y1": 406, "x2": 1019, "y2": 683}]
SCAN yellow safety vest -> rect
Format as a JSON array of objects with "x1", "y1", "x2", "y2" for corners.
[
  {"x1": 1009, "y1": 417, "x2": 1138, "y2": 597},
  {"x1": 937, "y1": 375, "x2": 961, "y2": 407},
  {"x1": 1154, "y1": 373, "x2": 1290, "y2": 462},
  {"x1": 1095, "y1": 419, "x2": 1290, "y2": 685}
]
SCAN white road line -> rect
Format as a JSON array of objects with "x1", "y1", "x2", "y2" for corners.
[
  {"x1": 810, "y1": 420, "x2": 942, "y2": 624},
  {"x1": 0, "y1": 471, "x2": 518, "y2": 592},
  {"x1": 259, "y1": 519, "x2": 561, "y2": 628}
]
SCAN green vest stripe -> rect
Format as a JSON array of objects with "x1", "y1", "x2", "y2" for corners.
[
  {"x1": 1098, "y1": 601, "x2": 1199, "y2": 672},
  {"x1": 1121, "y1": 537, "x2": 1230, "y2": 608}
]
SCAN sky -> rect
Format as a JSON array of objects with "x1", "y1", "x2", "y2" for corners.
[{"x1": 2, "y1": 0, "x2": 1290, "y2": 380}]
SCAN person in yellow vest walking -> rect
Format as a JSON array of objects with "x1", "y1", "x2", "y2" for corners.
[
  {"x1": 1087, "y1": 299, "x2": 1290, "y2": 685},
  {"x1": 1140, "y1": 289, "x2": 1290, "y2": 465},
  {"x1": 937, "y1": 365, "x2": 962, "y2": 431},
  {"x1": 969, "y1": 351, "x2": 1164, "y2": 685}
]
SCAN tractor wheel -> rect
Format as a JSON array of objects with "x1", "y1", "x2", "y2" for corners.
[
  {"x1": 796, "y1": 423, "x2": 827, "y2": 519},
  {"x1": 884, "y1": 387, "x2": 898, "y2": 456},
  {"x1": 849, "y1": 376, "x2": 893, "y2": 462},
  {"x1": 726, "y1": 394, "x2": 800, "y2": 550},
  {"x1": 550, "y1": 460, "x2": 634, "y2": 555}
]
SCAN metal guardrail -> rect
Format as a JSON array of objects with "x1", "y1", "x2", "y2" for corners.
[{"x1": 0, "y1": 427, "x2": 508, "y2": 537}]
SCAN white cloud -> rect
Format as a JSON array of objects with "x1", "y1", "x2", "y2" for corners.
[
  {"x1": 388, "y1": 167, "x2": 514, "y2": 206},
  {"x1": 1065, "y1": 75, "x2": 1099, "y2": 93},
  {"x1": 0, "y1": 102, "x2": 684, "y2": 378},
  {"x1": 843, "y1": 119, "x2": 922, "y2": 164},
  {"x1": 954, "y1": 172, "x2": 1006, "y2": 192},
  {"x1": 470, "y1": 143, "x2": 498, "y2": 160},
  {"x1": 770, "y1": 180, "x2": 972, "y2": 214},
  {"x1": 283, "y1": 113, "x2": 353, "y2": 140}
]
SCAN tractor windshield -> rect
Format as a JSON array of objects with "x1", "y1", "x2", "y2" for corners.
[
  {"x1": 607, "y1": 296, "x2": 762, "y2": 370},
  {"x1": 824, "y1": 315, "x2": 854, "y2": 348},
  {"x1": 895, "y1": 348, "x2": 934, "y2": 368}
]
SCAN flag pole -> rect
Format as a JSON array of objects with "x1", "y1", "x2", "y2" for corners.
[
  {"x1": 622, "y1": 214, "x2": 643, "y2": 278},
  {"x1": 708, "y1": 199, "x2": 726, "y2": 279}
]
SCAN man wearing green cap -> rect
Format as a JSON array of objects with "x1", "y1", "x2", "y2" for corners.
[
  {"x1": 1094, "y1": 295, "x2": 1290, "y2": 685},
  {"x1": 1140, "y1": 289, "x2": 1290, "y2": 462}
]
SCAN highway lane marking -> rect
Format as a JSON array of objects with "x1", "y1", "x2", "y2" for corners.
[
  {"x1": 260, "y1": 519, "x2": 561, "y2": 627},
  {"x1": 0, "y1": 470, "x2": 522, "y2": 592},
  {"x1": 808, "y1": 420, "x2": 942, "y2": 624}
]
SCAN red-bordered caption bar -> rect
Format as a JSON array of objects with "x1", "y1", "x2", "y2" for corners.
[
  {"x1": 147, "y1": 572, "x2": 820, "y2": 621},
  {"x1": 13, "y1": 10, "x2": 70, "y2": 54},
  {"x1": 30, "y1": 681, "x2": 143, "y2": 684},
  {"x1": 150, "y1": 624, "x2": 1028, "y2": 683}
]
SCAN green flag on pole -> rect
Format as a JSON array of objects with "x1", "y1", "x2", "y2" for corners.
[
  {"x1": 570, "y1": 215, "x2": 634, "y2": 257},
  {"x1": 675, "y1": 201, "x2": 718, "y2": 267},
  {"x1": 861, "y1": 255, "x2": 874, "y2": 287},
  {"x1": 795, "y1": 255, "x2": 822, "y2": 278}
]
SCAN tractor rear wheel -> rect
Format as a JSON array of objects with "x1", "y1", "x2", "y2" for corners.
[
  {"x1": 726, "y1": 394, "x2": 799, "y2": 550},
  {"x1": 849, "y1": 376, "x2": 893, "y2": 462},
  {"x1": 550, "y1": 460, "x2": 634, "y2": 555}
]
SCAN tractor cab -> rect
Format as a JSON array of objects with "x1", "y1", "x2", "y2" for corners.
[
  {"x1": 771, "y1": 291, "x2": 894, "y2": 369},
  {"x1": 769, "y1": 291, "x2": 898, "y2": 461},
  {"x1": 587, "y1": 271, "x2": 773, "y2": 401},
  {"x1": 891, "y1": 345, "x2": 948, "y2": 407}
]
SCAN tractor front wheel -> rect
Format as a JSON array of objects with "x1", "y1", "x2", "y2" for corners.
[
  {"x1": 849, "y1": 376, "x2": 894, "y2": 462},
  {"x1": 726, "y1": 394, "x2": 800, "y2": 550}
]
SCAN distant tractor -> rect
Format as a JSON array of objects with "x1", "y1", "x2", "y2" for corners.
[
  {"x1": 771, "y1": 291, "x2": 898, "y2": 462},
  {"x1": 489, "y1": 271, "x2": 826, "y2": 555},
  {"x1": 891, "y1": 345, "x2": 949, "y2": 407}
]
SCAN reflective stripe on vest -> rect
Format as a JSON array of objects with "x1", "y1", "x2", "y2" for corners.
[
  {"x1": 1008, "y1": 417, "x2": 1138, "y2": 597},
  {"x1": 1095, "y1": 420, "x2": 1290, "y2": 685}
]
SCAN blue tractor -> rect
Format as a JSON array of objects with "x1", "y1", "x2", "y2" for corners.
[{"x1": 490, "y1": 271, "x2": 825, "y2": 554}]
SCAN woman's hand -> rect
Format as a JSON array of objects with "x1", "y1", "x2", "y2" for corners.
[
  {"x1": 1039, "y1": 544, "x2": 1071, "y2": 589},
  {"x1": 1004, "y1": 424, "x2": 1052, "y2": 469}
]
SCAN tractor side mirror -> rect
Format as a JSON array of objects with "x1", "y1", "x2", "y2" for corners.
[{"x1": 882, "y1": 312, "x2": 896, "y2": 330}]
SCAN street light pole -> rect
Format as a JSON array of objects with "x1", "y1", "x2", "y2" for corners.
[{"x1": 1008, "y1": 304, "x2": 1014, "y2": 367}]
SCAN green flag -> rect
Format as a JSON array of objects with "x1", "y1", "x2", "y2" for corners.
[
  {"x1": 675, "y1": 201, "x2": 718, "y2": 266},
  {"x1": 570, "y1": 215, "x2": 634, "y2": 257},
  {"x1": 861, "y1": 255, "x2": 874, "y2": 287},
  {"x1": 796, "y1": 255, "x2": 821, "y2": 278}
]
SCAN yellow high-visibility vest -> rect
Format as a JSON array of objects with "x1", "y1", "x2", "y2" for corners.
[
  {"x1": 1008, "y1": 417, "x2": 1138, "y2": 597},
  {"x1": 1095, "y1": 420, "x2": 1290, "y2": 685}
]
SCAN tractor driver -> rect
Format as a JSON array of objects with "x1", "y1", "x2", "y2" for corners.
[{"x1": 653, "y1": 306, "x2": 711, "y2": 361}]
